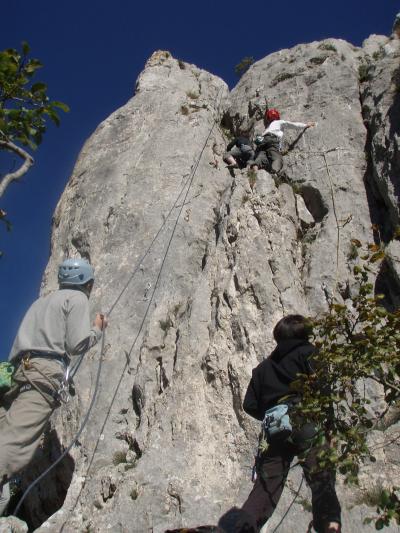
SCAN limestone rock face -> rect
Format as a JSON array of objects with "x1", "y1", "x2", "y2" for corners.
[
  {"x1": 20, "y1": 38, "x2": 400, "y2": 533},
  {"x1": 0, "y1": 516, "x2": 28, "y2": 533},
  {"x1": 361, "y1": 36, "x2": 400, "y2": 237}
]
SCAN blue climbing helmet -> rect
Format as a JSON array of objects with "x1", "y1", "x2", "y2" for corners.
[{"x1": 58, "y1": 258, "x2": 95, "y2": 286}]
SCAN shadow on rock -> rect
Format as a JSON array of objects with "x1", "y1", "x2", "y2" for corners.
[{"x1": 165, "y1": 506, "x2": 256, "y2": 533}]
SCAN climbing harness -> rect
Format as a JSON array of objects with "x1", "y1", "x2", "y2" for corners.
[
  {"x1": 19, "y1": 353, "x2": 70, "y2": 405},
  {"x1": 14, "y1": 331, "x2": 106, "y2": 516},
  {"x1": 14, "y1": 85, "x2": 225, "y2": 518}
]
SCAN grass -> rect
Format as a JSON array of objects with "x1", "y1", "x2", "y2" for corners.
[
  {"x1": 159, "y1": 317, "x2": 173, "y2": 332},
  {"x1": 113, "y1": 450, "x2": 127, "y2": 466},
  {"x1": 296, "y1": 495, "x2": 312, "y2": 512},
  {"x1": 270, "y1": 72, "x2": 295, "y2": 86},
  {"x1": 242, "y1": 193, "x2": 251, "y2": 205},
  {"x1": 359, "y1": 64, "x2": 372, "y2": 82},
  {"x1": 372, "y1": 48, "x2": 385, "y2": 61},
  {"x1": 318, "y1": 43, "x2": 337, "y2": 52},
  {"x1": 309, "y1": 55, "x2": 329, "y2": 65},
  {"x1": 172, "y1": 302, "x2": 182, "y2": 317},
  {"x1": 247, "y1": 169, "x2": 257, "y2": 189},
  {"x1": 220, "y1": 125, "x2": 234, "y2": 141},
  {"x1": 347, "y1": 242, "x2": 359, "y2": 261},
  {"x1": 130, "y1": 487, "x2": 139, "y2": 500},
  {"x1": 353, "y1": 483, "x2": 387, "y2": 508},
  {"x1": 186, "y1": 90, "x2": 199, "y2": 99}
]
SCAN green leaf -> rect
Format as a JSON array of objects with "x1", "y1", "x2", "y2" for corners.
[
  {"x1": 375, "y1": 518, "x2": 385, "y2": 529},
  {"x1": 31, "y1": 82, "x2": 47, "y2": 93},
  {"x1": 370, "y1": 251, "x2": 385, "y2": 263},
  {"x1": 45, "y1": 108, "x2": 60, "y2": 126},
  {"x1": 51, "y1": 101, "x2": 69, "y2": 113},
  {"x1": 21, "y1": 41, "x2": 30, "y2": 56},
  {"x1": 381, "y1": 490, "x2": 391, "y2": 506}
]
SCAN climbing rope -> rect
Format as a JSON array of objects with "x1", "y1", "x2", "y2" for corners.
[
  {"x1": 13, "y1": 155, "x2": 195, "y2": 516},
  {"x1": 271, "y1": 474, "x2": 305, "y2": 533},
  {"x1": 60, "y1": 86, "x2": 224, "y2": 525},
  {"x1": 14, "y1": 86, "x2": 224, "y2": 520},
  {"x1": 67, "y1": 159, "x2": 204, "y2": 381}
]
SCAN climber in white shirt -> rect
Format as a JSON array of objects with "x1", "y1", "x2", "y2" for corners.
[{"x1": 249, "y1": 108, "x2": 316, "y2": 175}]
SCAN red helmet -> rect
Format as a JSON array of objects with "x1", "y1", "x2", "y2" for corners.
[{"x1": 265, "y1": 108, "x2": 280, "y2": 121}]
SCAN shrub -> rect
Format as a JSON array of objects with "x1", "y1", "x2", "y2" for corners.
[
  {"x1": 113, "y1": 450, "x2": 127, "y2": 466},
  {"x1": 247, "y1": 169, "x2": 257, "y2": 189},
  {"x1": 130, "y1": 487, "x2": 139, "y2": 500},
  {"x1": 270, "y1": 72, "x2": 295, "y2": 87},
  {"x1": 372, "y1": 47, "x2": 385, "y2": 61},
  {"x1": 235, "y1": 56, "x2": 255, "y2": 77},
  {"x1": 309, "y1": 55, "x2": 329, "y2": 66},
  {"x1": 186, "y1": 90, "x2": 199, "y2": 100},
  {"x1": 292, "y1": 241, "x2": 400, "y2": 528},
  {"x1": 359, "y1": 64, "x2": 372, "y2": 82},
  {"x1": 318, "y1": 43, "x2": 337, "y2": 52}
]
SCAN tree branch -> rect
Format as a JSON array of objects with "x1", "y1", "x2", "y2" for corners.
[
  {"x1": 0, "y1": 139, "x2": 34, "y2": 198},
  {"x1": 369, "y1": 374, "x2": 400, "y2": 395}
]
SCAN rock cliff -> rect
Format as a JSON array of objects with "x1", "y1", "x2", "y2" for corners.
[{"x1": 14, "y1": 34, "x2": 400, "y2": 533}]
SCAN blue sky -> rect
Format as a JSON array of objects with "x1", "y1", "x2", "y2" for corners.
[{"x1": 0, "y1": 1, "x2": 397, "y2": 359}]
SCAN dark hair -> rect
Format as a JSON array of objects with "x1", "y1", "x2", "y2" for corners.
[{"x1": 273, "y1": 314, "x2": 311, "y2": 342}]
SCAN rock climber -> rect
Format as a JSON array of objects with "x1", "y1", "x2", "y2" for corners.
[
  {"x1": 238, "y1": 314, "x2": 341, "y2": 533},
  {"x1": 249, "y1": 109, "x2": 315, "y2": 175},
  {"x1": 0, "y1": 258, "x2": 108, "y2": 516},
  {"x1": 223, "y1": 136, "x2": 255, "y2": 169}
]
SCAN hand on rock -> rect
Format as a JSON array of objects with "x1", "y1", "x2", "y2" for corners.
[{"x1": 94, "y1": 313, "x2": 108, "y2": 330}]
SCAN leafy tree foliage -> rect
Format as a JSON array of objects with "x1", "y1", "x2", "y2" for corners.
[
  {"x1": 0, "y1": 42, "x2": 69, "y2": 199},
  {"x1": 292, "y1": 241, "x2": 400, "y2": 530},
  {"x1": 365, "y1": 487, "x2": 400, "y2": 530}
]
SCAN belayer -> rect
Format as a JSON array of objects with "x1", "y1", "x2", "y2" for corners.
[
  {"x1": 249, "y1": 109, "x2": 315, "y2": 175},
  {"x1": 0, "y1": 258, "x2": 108, "y2": 516},
  {"x1": 223, "y1": 136, "x2": 255, "y2": 169},
  {"x1": 238, "y1": 315, "x2": 341, "y2": 533}
]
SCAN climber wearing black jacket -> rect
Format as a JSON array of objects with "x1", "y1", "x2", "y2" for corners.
[
  {"x1": 223, "y1": 136, "x2": 254, "y2": 168},
  {"x1": 240, "y1": 315, "x2": 341, "y2": 533}
]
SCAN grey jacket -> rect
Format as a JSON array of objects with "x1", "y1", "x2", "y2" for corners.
[{"x1": 9, "y1": 289, "x2": 102, "y2": 362}]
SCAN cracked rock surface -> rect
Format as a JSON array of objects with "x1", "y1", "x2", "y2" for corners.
[{"x1": 19, "y1": 37, "x2": 400, "y2": 533}]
